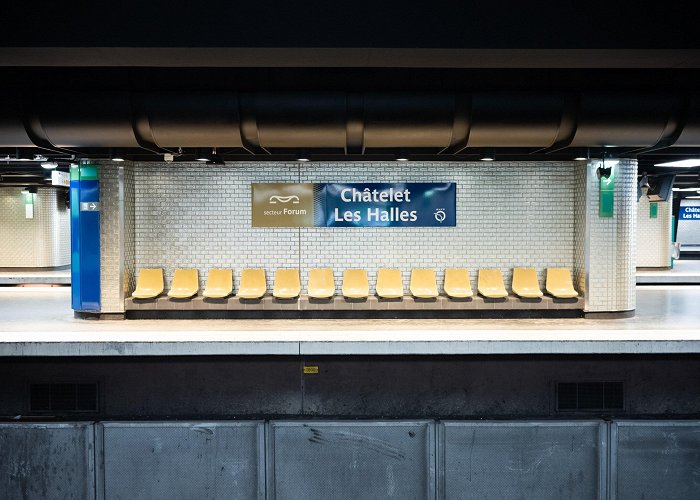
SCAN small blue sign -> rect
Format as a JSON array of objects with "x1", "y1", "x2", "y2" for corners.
[
  {"x1": 680, "y1": 206, "x2": 700, "y2": 220},
  {"x1": 321, "y1": 182, "x2": 456, "y2": 227}
]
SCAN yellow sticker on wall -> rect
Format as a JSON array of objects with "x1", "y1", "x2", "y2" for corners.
[{"x1": 303, "y1": 366, "x2": 319, "y2": 374}]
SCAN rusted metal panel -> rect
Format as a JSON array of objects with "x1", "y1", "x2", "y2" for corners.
[
  {"x1": 611, "y1": 420, "x2": 700, "y2": 500},
  {"x1": 0, "y1": 422, "x2": 95, "y2": 499},
  {"x1": 438, "y1": 421, "x2": 607, "y2": 499},
  {"x1": 268, "y1": 420, "x2": 435, "y2": 500},
  {"x1": 97, "y1": 421, "x2": 264, "y2": 500}
]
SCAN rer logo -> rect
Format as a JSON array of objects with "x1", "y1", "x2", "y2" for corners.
[
  {"x1": 268, "y1": 195, "x2": 300, "y2": 204},
  {"x1": 434, "y1": 208, "x2": 446, "y2": 223},
  {"x1": 252, "y1": 183, "x2": 315, "y2": 227}
]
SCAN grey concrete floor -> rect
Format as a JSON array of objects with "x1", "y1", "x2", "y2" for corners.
[
  {"x1": 0, "y1": 285, "x2": 698, "y2": 355},
  {"x1": 1, "y1": 285, "x2": 699, "y2": 331},
  {"x1": 0, "y1": 268, "x2": 71, "y2": 285},
  {"x1": 637, "y1": 259, "x2": 700, "y2": 284}
]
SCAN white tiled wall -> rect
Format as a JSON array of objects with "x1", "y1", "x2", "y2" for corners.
[
  {"x1": 124, "y1": 164, "x2": 136, "y2": 299},
  {"x1": 573, "y1": 161, "x2": 588, "y2": 295},
  {"x1": 134, "y1": 163, "x2": 299, "y2": 291},
  {"x1": 96, "y1": 160, "x2": 640, "y2": 313},
  {"x1": 299, "y1": 162, "x2": 575, "y2": 293},
  {"x1": 0, "y1": 187, "x2": 70, "y2": 268},
  {"x1": 636, "y1": 193, "x2": 672, "y2": 268},
  {"x1": 129, "y1": 162, "x2": 576, "y2": 293},
  {"x1": 100, "y1": 162, "x2": 138, "y2": 313},
  {"x1": 100, "y1": 164, "x2": 121, "y2": 311}
]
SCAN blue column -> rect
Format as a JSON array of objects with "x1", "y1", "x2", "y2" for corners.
[{"x1": 70, "y1": 163, "x2": 101, "y2": 311}]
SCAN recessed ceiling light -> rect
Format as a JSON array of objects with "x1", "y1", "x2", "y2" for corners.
[
  {"x1": 15, "y1": 148, "x2": 33, "y2": 161},
  {"x1": 655, "y1": 159, "x2": 700, "y2": 168},
  {"x1": 112, "y1": 157, "x2": 125, "y2": 162},
  {"x1": 574, "y1": 157, "x2": 588, "y2": 161},
  {"x1": 480, "y1": 149, "x2": 495, "y2": 161},
  {"x1": 297, "y1": 157, "x2": 310, "y2": 162},
  {"x1": 195, "y1": 148, "x2": 211, "y2": 162}
]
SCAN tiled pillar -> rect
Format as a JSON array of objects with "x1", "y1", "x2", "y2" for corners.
[
  {"x1": 576, "y1": 158, "x2": 637, "y2": 313},
  {"x1": 636, "y1": 191, "x2": 672, "y2": 268},
  {"x1": 99, "y1": 161, "x2": 135, "y2": 314}
]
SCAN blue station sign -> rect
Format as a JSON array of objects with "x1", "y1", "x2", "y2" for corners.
[
  {"x1": 252, "y1": 182, "x2": 456, "y2": 227},
  {"x1": 679, "y1": 206, "x2": 700, "y2": 220},
  {"x1": 322, "y1": 183, "x2": 456, "y2": 227}
]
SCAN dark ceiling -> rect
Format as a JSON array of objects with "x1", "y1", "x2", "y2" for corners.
[
  {"x1": 1, "y1": 1, "x2": 699, "y2": 49},
  {"x1": 1, "y1": 1, "x2": 699, "y2": 191}
]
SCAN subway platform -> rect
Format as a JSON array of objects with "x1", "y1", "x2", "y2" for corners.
[{"x1": 2, "y1": 285, "x2": 699, "y2": 356}]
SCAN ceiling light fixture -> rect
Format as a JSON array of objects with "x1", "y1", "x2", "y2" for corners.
[
  {"x1": 203, "y1": 147, "x2": 225, "y2": 165},
  {"x1": 106, "y1": 148, "x2": 125, "y2": 162},
  {"x1": 15, "y1": 148, "x2": 32, "y2": 161},
  {"x1": 195, "y1": 148, "x2": 211, "y2": 162},
  {"x1": 654, "y1": 159, "x2": 700, "y2": 168},
  {"x1": 480, "y1": 149, "x2": 495, "y2": 161},
  {"x1": 296, "y1": 149, "x2": 311, "y2": 162},
  {"x1": 41, "y1": 161, "x2": 58, "y2": 169},
  {"x1": 573, "y1": 148, "x2": 590, "y2": 161}
]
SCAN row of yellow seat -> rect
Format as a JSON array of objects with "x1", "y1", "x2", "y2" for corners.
[{"x1": 132, "y1": 267, "x2": 578, "y2": 300}]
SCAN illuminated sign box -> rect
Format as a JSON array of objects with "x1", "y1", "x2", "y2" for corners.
[{"x1": 252, "y1": 182, "x2": 456, "y2": 228}]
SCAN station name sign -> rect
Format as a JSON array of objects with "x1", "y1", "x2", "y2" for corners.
[
  {"x1": 680, "y1": 206, "x2": 700, "y2": 220},
  {"x1": 252, "y1": 182, "x2": 456, "y2": 227}
]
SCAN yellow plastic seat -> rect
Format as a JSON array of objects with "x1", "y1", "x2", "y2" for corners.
[
  {"x1": 410, "y1": 269, "x2": 438, "y2": 298},
  {"x1": 443, "y1": 268, "x2": 473, "y2": 298},
  {"x1": 511, "y1": 267, "x2": 543, "y2": 298},
  {"x1": 131, "y1": 268, "x2": 164, "y2": 299},
  {"x1": 167, "y1": 269, "x2": 199, "y2": 299},
  {"x1": 308, "y1": 268, "x2": 335, "y2": 299},
  {"x1": 546, "y1": 268, "x2": 578, "y2": 298},
  {"x1": 203, "y1": 269, "x2": 233, "y2": 298},
  {"x1": 376, "y1": 268, "x2": 404, "y2": 299},
  {"x1": 477, "y1": 269, "x2": 508, "y2": 298},
  {"x1": 238, "y1": 268, "x2": 267, "y2": 299},
  {"x1": 342, "y1": 269, "x2": 369, "y2": 299},
  {"x1": 273, "y1": 269, "x2": 301, "y2": 299}
]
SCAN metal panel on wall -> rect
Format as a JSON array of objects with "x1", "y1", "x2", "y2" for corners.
[
  {"x1": 70, "y1": 163, "x2": 101, "y2": 311},
  {"x1": 97, "y1": 422, "x2": 265, "y2": 500},
  {"x1": 268, "y1": 421, "x2": 436, "y2": 500},
  {"x1": 438, "y1": 421, "x2": 607, "y2": 500},
  {"x1": 611, "y1": 420, "x2": 700, "y2": 500},
  {"x1": 0, "y1": 422, "x2": 95, "y2": 500}
]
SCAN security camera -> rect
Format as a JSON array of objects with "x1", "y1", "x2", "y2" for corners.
[{"x1": 597, "y1": 166, "x2": 612, "y2": 179}]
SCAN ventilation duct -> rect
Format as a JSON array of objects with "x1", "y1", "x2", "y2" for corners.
[{"x1": 0, "y1": 91, "x2": 698, "y2": 151}]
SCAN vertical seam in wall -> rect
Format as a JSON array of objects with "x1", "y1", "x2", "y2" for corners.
[
  {"x1": 584, "y1": 162, "x2": 591, "y2": 313},
  {"x1": 298, "y1": 163, "x2": 302, "y2": 305},
  {"x1": 118, "y1": 165, "x2": 125, "y2": 312}
]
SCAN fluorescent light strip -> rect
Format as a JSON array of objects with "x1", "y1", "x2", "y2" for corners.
[
  {"x1": 655, "y1": 159, "x2": 700, "y2": 168},
  {"x1": 672, "y1": 188, "x2": 700, "y2": 192}
]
